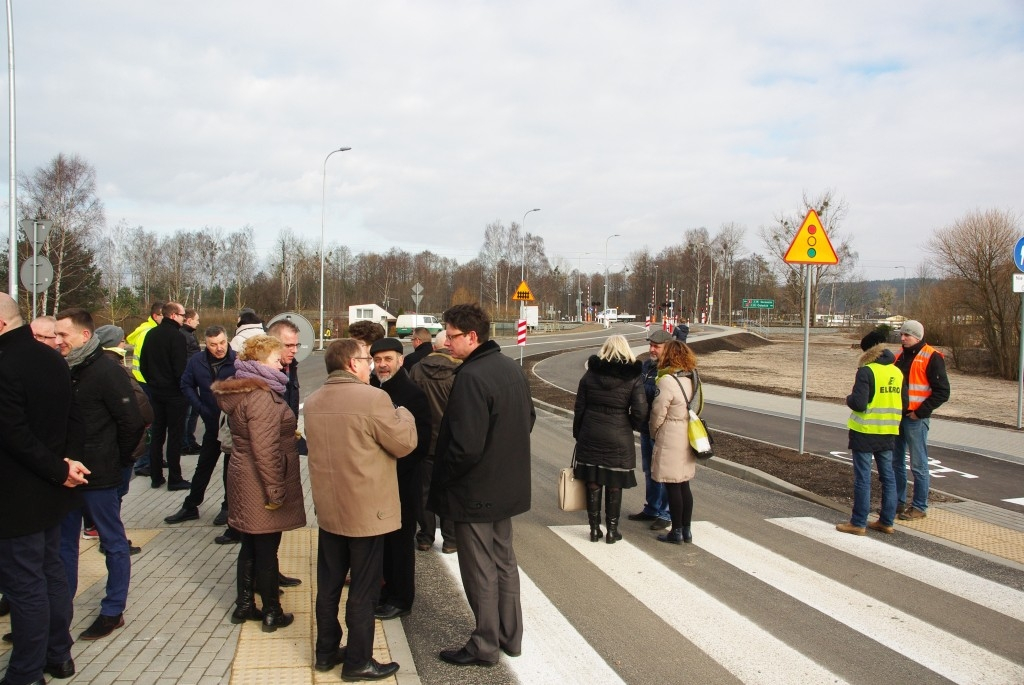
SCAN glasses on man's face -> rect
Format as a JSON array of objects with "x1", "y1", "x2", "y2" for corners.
[{"x1": 447, "y1": 331, "x2": 466, "y2": 341}]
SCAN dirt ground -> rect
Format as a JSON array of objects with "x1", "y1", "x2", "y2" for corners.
[{"x1": 526, "y1": 326, "x2": 1015, "y2": 509}]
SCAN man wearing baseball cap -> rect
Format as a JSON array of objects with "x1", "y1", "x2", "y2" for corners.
[
  {"x1": 627, "y1": 329, "x2": 673, "y2": 529},
  {"x1": 892, "y1": 320, "x2": 950, "y2": 520}
]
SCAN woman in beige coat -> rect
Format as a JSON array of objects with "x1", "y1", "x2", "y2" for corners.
[
  {"x1": 649, "y1": 340, "x2": 698, "y2": 544},
  {"x1": 212, "y1": 335, "x2": 306, "y2": 632}
]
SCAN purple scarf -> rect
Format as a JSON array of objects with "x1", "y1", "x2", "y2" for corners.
[{"x1": 233, "y1": 359, "x2": 288, "y2": 395}]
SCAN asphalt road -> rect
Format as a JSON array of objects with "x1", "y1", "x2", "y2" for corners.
[{"x1": 291, "y1": 329, "x2": 1024, "y2": 684}]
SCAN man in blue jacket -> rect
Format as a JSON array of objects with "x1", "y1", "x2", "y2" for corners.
[{"x1": 164, "y1": 325, "x2": 236, "y2": 526}]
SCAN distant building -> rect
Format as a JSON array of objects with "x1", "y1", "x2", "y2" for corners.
[{"x1": 348, "y1": 304, "x2": 396, "y2": 330}]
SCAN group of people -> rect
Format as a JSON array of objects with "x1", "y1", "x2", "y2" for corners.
[
  {"x1": 837, "y1": 319, "x2": 950, "y2": 536},
  {"x1": 572, "y1": 329, "x2": 702, "y2": 545}
]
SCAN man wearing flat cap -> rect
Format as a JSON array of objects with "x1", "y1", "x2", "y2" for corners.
[
  {"x1": 627, "y1": 328, "x2": 673, "y2": 529},
  {"x1": 368, "y1": 338, "x2": 431, "y2": 622},
  {"x1": 836, "y1": 329, "x2": 902, "y2": 536},
  {"x1": 891, "y1": 320, "x2": 950, "y2": 521}
]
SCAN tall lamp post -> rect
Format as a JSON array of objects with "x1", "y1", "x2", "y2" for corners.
[
  {"x1": 895, "y1": 265, "x2": 907, "y2": 313},
  {"x1": 576, "y1": 251, "x2": 590, "y2": 322},
  {"x1": 519, "y1": 208, "x2": 540, "y2": 321},
  {"x1": 603, "y1": 233, "x2": 620, "y2": 328},
  {"x1": 319, "y1": 146, "x2": 351, "y2": 350}
]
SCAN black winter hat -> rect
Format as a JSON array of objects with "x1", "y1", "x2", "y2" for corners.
[{"x1": 860, "y1": 330, "x2": 886, "y2": 351}]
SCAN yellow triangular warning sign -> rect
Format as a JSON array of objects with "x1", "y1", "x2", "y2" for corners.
[
  {"x1": 511, "y1": 280, "x2": 535, "y2": 301},
  {"x1": 783, "y1": 209, "x2": 839, "y2": 265}
]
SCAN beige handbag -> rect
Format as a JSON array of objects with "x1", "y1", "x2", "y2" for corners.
[{"x1": 558, "y1": 449, "x2": 587, "y2": 511}]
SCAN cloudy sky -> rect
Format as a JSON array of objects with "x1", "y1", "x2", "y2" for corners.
[{"x1": 5, "y1": 1, "x2": 1023, "y2": 282}]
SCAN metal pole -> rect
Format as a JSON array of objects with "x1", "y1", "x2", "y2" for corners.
[
  {"x1": 6, "y1": 0, "x2": 16, "y2": 300},
  {"x1": 31, "y1": 220, "x2": 36, "y2": 318},
  {"x1": 1017, "y1": 292, "x2": 1023, "y2": 429},
  {"x1": 799, "y1": 265, "x2": 812, "y2": 453},
  {"x1": 319, "y1": 146, "x2": 350, "y2": 350},
  {"x1": 603, "y1": 233, "x2": 619, "y2": 329}
]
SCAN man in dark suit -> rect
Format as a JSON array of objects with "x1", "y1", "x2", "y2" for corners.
[
  {"x1": 0, "y1": 293, "x2": 90, "y2": 684},
  {"x1": 139, "y1": 302, "x2": 190, "y2": 490},
  {"x1": 429, "y1": 304, "x2": 535, "y2": 667},
  {"x1": 370, "y1": 338, "x2": 431, "y2": 621}
]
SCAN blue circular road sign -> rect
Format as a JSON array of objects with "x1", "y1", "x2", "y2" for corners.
[{"x1": 1015, "y1": 236, "x2": 1024, "y2": 273}]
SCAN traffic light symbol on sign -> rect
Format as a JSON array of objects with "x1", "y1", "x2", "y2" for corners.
[{"x1": 782, "y1": 209, "x2": 839, "y2": 265}]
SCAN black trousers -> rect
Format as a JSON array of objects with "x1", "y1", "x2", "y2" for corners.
[
  {"x1": 183, "y1": 418, "x2": 227, "y2": 510},
  {"x1": 149, "y1": 391, "x2": 187, "y2": 484},
  {"x1": 416, "y1": 458, "x2": 455, "y2": 545},
  {"x1": 380, "y1": 471, "x2": 419, "y2": 610},
  {"x1": 0, "y1": 525, "x2": 74, "y2": 684},
  {"x1": 237, "y1": 531, "x2": 282, "y2": 608},
  {"x1": 315, "y1": 529, "x2": 384, "y2": 668},
  {"x1": 454, "y1": 519, "x2": 523, "y2": 662}
]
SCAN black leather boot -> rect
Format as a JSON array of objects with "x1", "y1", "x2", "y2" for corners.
[
  {"x1": 605, "y1": 488, "x2": 623, "y2": 544},
  {"x1": 230, "y1": 559, "x2": 262, "y2": 624},
  {"x1": 586, "y1": 487, "x2": 603, "y2": 542},
  {"x1": 658, "y1": 527, "x2": 685, "y2": 544},
  {"x1": 682, "y1": 526, "x2": 693, "y2": 543},
  {"x1": 256, "y1": 565, "x2": 293, "y2": 632}
]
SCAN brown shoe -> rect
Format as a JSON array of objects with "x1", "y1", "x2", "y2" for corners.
[
  {"x1": 895, "y1": 502, "x2": 907, "y2": 515},
  {"x1": 898, "y1": 507, "x2": 926, "y2": 521},
  {"x1": 835, "y1": 522, "x2": 866, "y2": 536},
  {"x1": 867, "y1": 520, "x2": 895, "y2": 534}
]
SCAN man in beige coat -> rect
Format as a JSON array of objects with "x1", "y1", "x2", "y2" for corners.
[{"x1": 304, "y1": 338, "x2": 418, "y2": 682}]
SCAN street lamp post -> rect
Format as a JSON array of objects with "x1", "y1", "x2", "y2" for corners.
[
  {"x1": 319, "y1": 146, "x2": 351, "y2": 350},
  {"x1": 895, "y1": 266, "x2": 907, "y2": 312},
  {"x1": 603, "y1": 233, "x2": 620, "y2": 328},
  {"x1": 576, "y1": 252, "x2": 590, "y2": 322},
  {"x1": 520, "y1": 208, "x2": 540, "y2": 322}
]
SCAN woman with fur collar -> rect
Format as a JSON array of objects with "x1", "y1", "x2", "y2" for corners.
[{"x1": 573, "y1": 335, "x2": 649, "y2": 544}]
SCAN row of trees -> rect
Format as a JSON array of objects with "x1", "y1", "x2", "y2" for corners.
[{"x1": 2, "y1": 153, "x2": 1021, "y2": 378}]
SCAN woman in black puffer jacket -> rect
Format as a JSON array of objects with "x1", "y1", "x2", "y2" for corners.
[{"x1": 573, "y1": 335, "x2": 649, "y2": 543}]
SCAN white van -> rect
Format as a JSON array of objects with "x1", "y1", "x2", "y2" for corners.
[{"x1": 395, "y1": 314, "x2": 443, "y2": 338}]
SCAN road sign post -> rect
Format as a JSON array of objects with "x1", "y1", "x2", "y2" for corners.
[{"x1": 1015, "y1": 238, "x2": 1024, "y2": 428}]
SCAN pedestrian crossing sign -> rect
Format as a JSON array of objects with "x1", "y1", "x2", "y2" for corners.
[
  {"x1": 783, "y1": 209, "x2": 839, "y2": 265},
  {"x1": 512, "y1": 280, "x2": 535, "y2": 301}
]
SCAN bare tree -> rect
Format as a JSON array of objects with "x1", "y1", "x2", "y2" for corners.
[
  {"x1": 19, "y1": 153, "x2": 105, "y2": 312},
  {"x1": 225, "y1": 225, "x2": 257, "y2": 309},
  {"x1": 126, "y1": 227, "x2": 160, "y2": 305},
  {"x1": 758, "y1": 189, "x2": 858, "y2": 325},
  {"x1": 929, "y1": 208, "x2": 1021, "y2": 379},
  {"x1": 715, "y1": 222, "x2": 746, "y2": 324}
]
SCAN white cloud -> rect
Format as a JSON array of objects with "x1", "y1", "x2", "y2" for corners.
[{"x1": 5, "y1": 0, "x2": 1022, "y2": 279}]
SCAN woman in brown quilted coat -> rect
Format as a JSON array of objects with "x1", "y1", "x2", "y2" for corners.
[
  {"x1": 212, "y1": 335, "x2": 306, "y2": 632},
  {"x1": 650, "y1": 340, "x2": 698, "y2": 545}
]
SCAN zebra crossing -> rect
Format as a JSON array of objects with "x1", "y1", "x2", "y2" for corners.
[{"x1": 428, "y1": 516, "x2": 1024, "y2": 685}]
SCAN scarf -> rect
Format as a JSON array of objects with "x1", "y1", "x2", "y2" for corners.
[
  {"x1": 66, "y1": 335, "x2": 101, "y2": 369},
  {"x1": 233, "y1": 358, "x2": 288, "y2": 395}
]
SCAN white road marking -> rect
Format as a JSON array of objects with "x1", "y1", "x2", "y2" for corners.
[
  {"x1": 693, "y1": 521, "x2": 1024, "y2": 684},
  {"x1": 770, "y1": 517, "x2": 1024, "y2": 622},
  {"x1": 437, "y1": 545, "x2": 626, "y2": 684},
  {"x1": 550, "y1": 525, "x2": 847, "y2": 685},
  {"x1": 1003, "y1": 497, "x2": 1024, "y2": 507}
]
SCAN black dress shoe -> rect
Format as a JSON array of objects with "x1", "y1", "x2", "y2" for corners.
[
  {"x1": 164, "y1": 506, "x2": 200, "y2": 524},
  {"x1": 0, "y1": 595, "x2": 9, "y2": 616},
  {"x1": 212, "y1": 507, "x2": 229, "y2": 526},
  {"x1": 650, "y1": 518, "x2": 672, "y2": 530},
  {"x1": 341, "y1": 658, "x2": 399, "y2": 681},
  {"x1": 44, "y1": 657, "x2": 76, "y2": 679},
  {"x1": 627, "y1": 511, "x2": 658, "y2": 521},
  {"x1": 167, "y1": 479, "x2": 192, "y2": 492},
  {"x1": 151, "y1": 477, "x2": 166, "y2": 488},
  {"x1": 373, "y1": 603, "x2": 410, "y2": 620},
  {"x1": 1, "y1": 631, "x2": 11, "y2": 643},
  {"x1": 79, "y1": 613, "x2": 124, "y2": 640},
  {"x1": 215, "y1": 529, "x2": 241, "y2": 545},
  {"x1": 314, "y1": 646, "x2": 347, "y2": 672},
  {"x1": 278, "y1": 573, "x2": 301, "y2": 587},
  {"x1": 439, "y1": 647, "x2": 496, "y2": 667}
]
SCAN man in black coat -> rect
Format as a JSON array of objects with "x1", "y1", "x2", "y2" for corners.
[
  {"x1": 401, "y1": 327, "x2": 433, "y2": 371},
  {"x1": 429, "y1": 304, "x2": 535, "y2": 667},
  {"x1": 139, "y1": 302, "x2": 190, "y2": 490},
  {"x1": 370, "y1": 338, "x2": 431, "y2": 621},
  {"x1": 0, "y1": 293, "x2": 89, "y2": 683},
  {"x1": 180, "y1": 309, "x2": 202, "y2": 454},
  {"x1": 54, "y1": 308, "x2": 145, "y2": 642}
]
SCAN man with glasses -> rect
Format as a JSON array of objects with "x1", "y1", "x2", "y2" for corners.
[
  {"x1": 429, "y1": 304, "x2": 535, "y2": 667},
  {"x1": 30, "y1": 315, "x2": 59, "y2": 349},
  {"x1": 304, "y1": 338, "x2": 417, "y2": 680},
  {"x1": 891, "y1": 320, "x2": 950, "y2": 520},
  {"x1": 139, "y1": 302, "x2": 191, "y2": 490}
]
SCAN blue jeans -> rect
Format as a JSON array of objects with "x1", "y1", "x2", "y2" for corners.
[
  {"x1": 60, "y1": 488, "x2": 131, "y2": 616},
  {"x1": 851, "y1": 450, "x2": 897, "y2": 527},
  {"x1": 892, "y1": 416, "x2": 930, "y2": 512},
  {"x1": 0, "y1": 525, "x2": 73, "y2": 684},
  {"x1": 640, "y1": 433, "x2": 669, "y2": 519},
  {"x1": 135, "y1": 383, "x2": 153, "y2": 473},
  {"x1": 181, "y1": 405, "x2": 200, "y2": 449}
]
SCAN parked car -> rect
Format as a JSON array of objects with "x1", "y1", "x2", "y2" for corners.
[{"x1": 394, "y1": 314, "x2": 443, "y2": 338}]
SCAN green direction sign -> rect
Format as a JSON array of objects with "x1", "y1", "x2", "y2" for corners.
[{"x1": 742, "y1": 298, "x2": 775, "y2": 309}]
